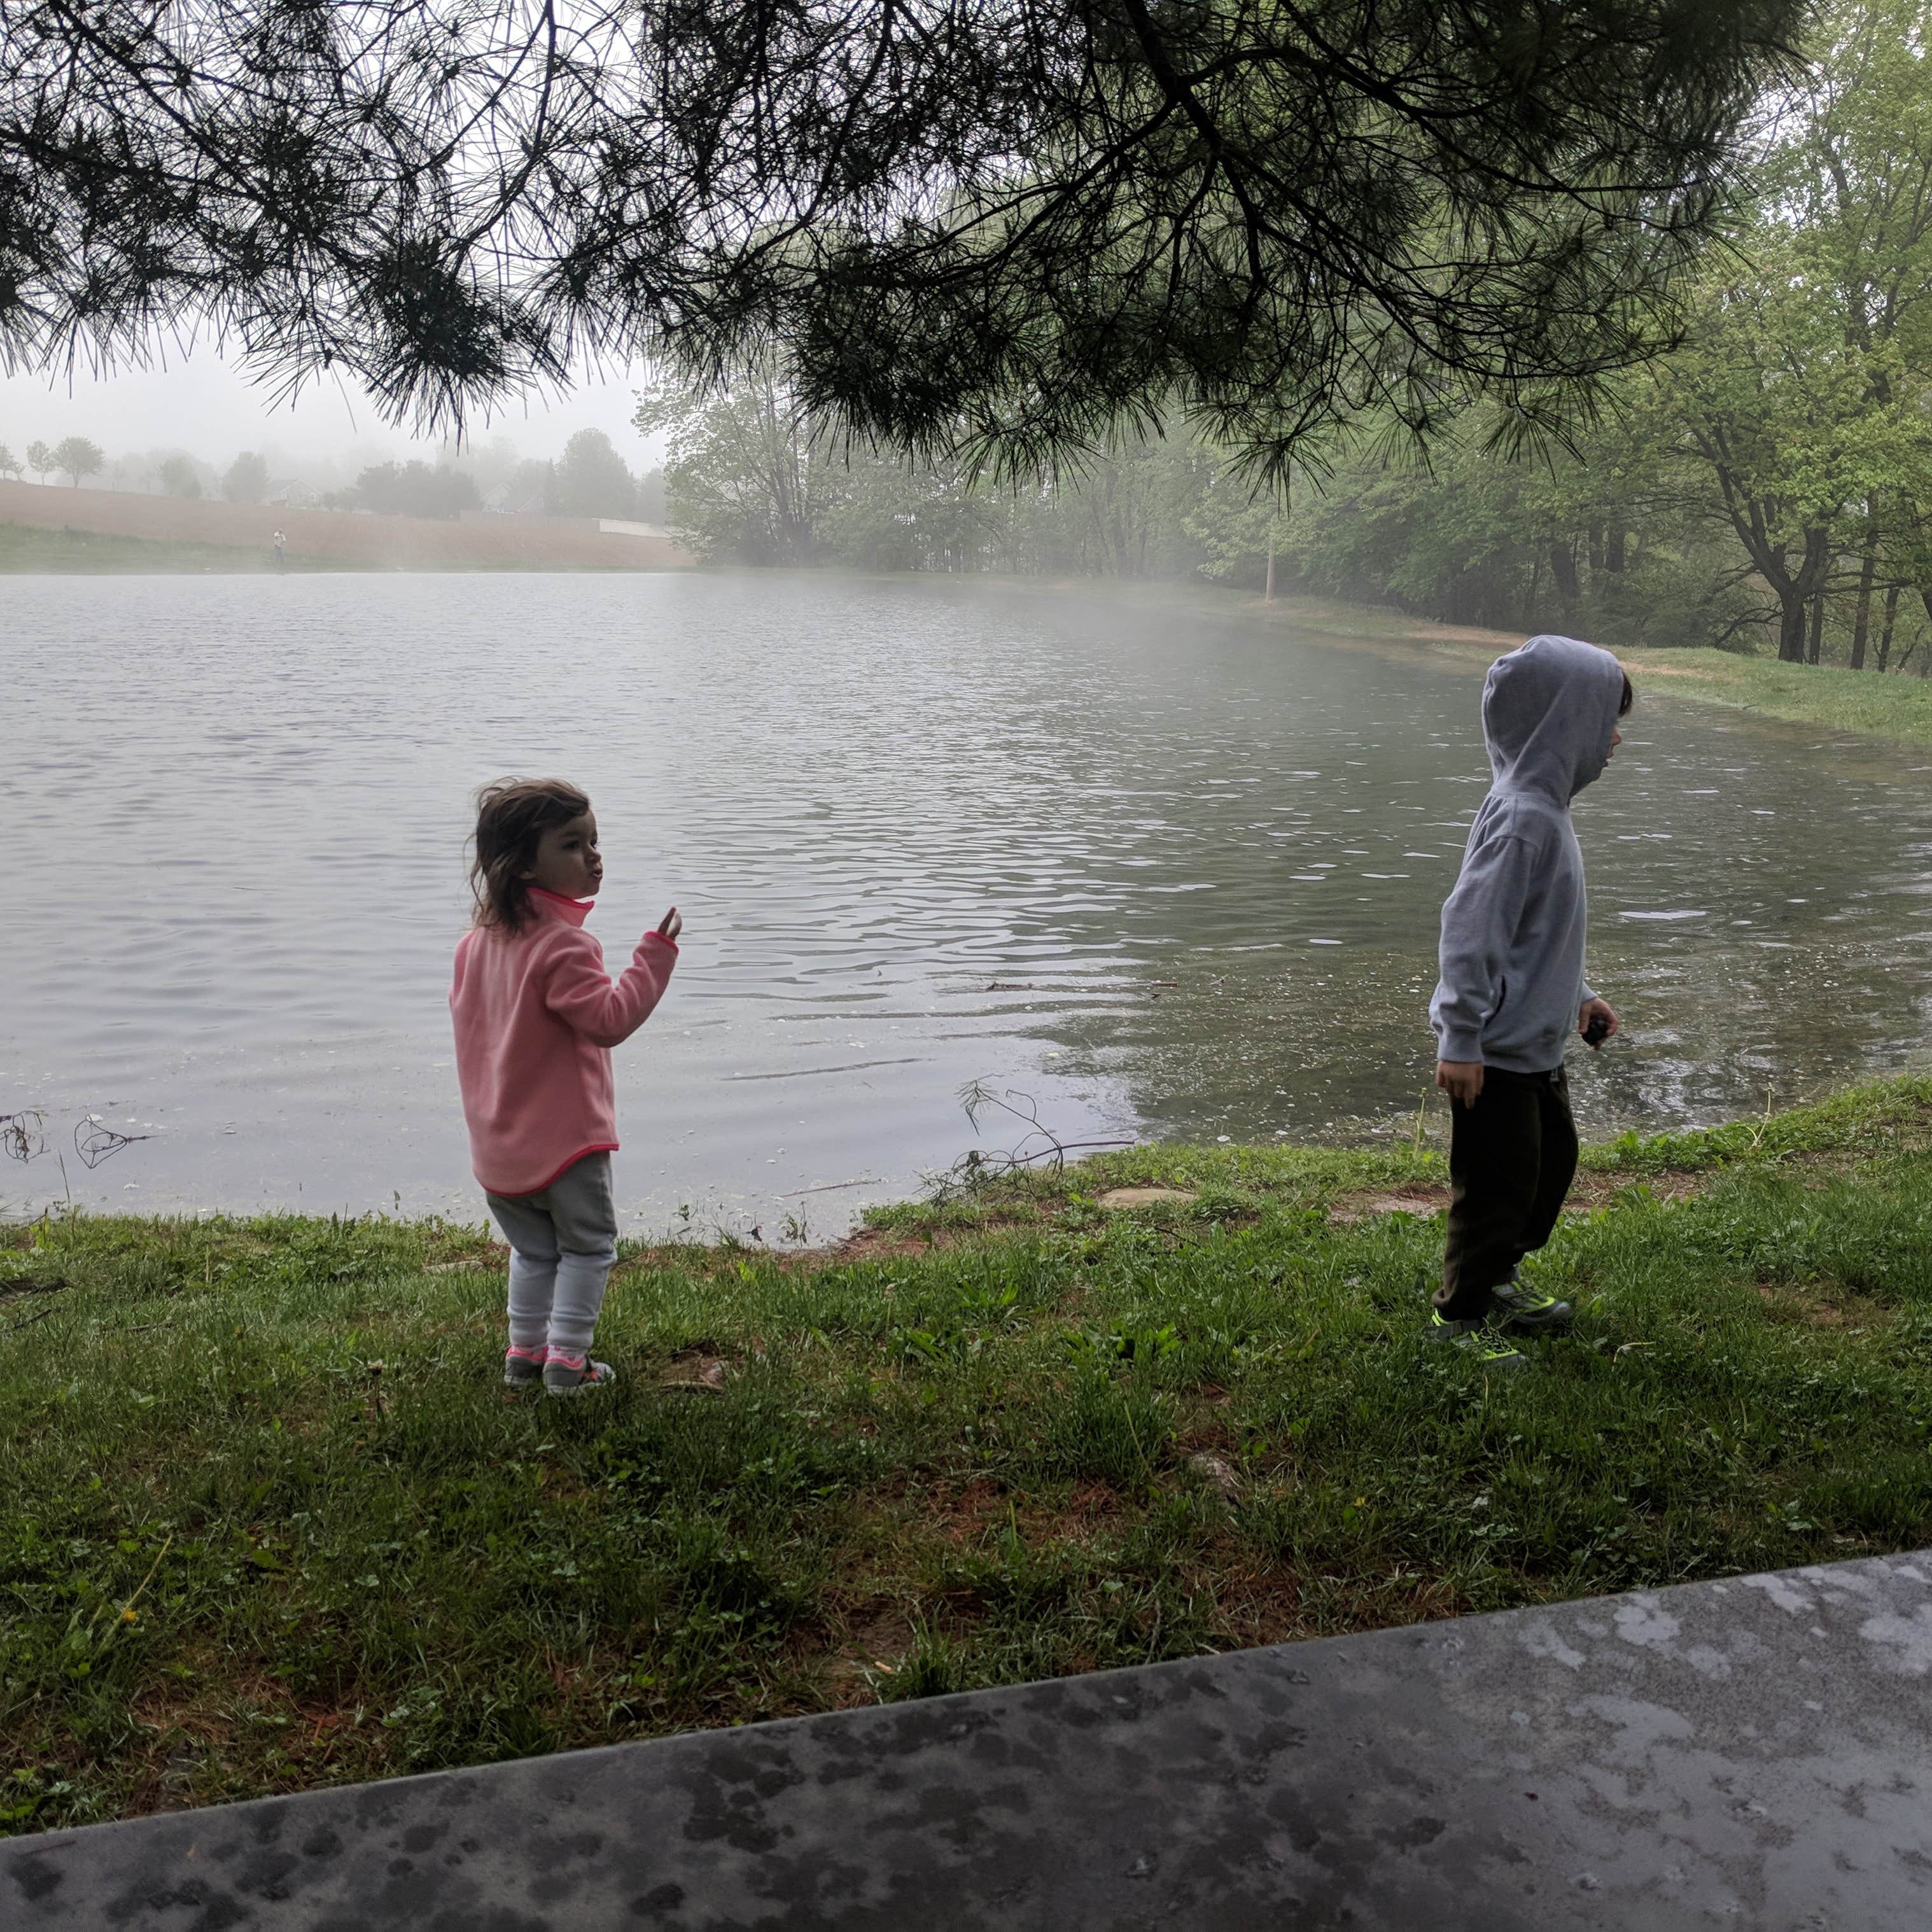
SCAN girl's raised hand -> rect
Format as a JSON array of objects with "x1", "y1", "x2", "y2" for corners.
[{"x1": 655, "y1": 907, "x2": 683, "y2": 943}]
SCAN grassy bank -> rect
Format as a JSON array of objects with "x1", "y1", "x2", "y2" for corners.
[
  {"x1": 0, "y1": 522, "x2": 282, "y2": 574},
  {"x1": 6, "y1": 1081, "x2": 1932, "y2": 1834},
  {"x1": 1215, "y1": 587, "x2": 1932, "y2": 751},
  {"x1": 1616, "y1": 647, "x2": 1932, "y2": 749}
]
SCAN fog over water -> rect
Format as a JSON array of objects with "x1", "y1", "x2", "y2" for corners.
[{"x1": 5, "y1": 573, "x2": 1930, "y2": 1231}]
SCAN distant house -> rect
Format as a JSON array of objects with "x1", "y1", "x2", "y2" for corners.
[
  {"x1": 267, "y1": 479, "x2": 318, "y2": 509},
  {"x1": 484, "y1": 479, "x2": 548, "y2": 515}
]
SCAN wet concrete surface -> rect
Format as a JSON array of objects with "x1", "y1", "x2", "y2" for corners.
[{"x1": 7, "y1": 1550, "x2": 1931, "y2": 1929}]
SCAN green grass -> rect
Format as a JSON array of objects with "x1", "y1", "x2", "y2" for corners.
[
  {"x1": 1203, "y1": 585, "x2": 1932, "y2": 752},
  {"x1": 1079, "y1": 588, "x2": 1932, "y2": 753},
  {"x1": 0, "y1": 521, "x2": 286, "y2": 573},
  {"x1": 6, "y1": 1080, "x2": 1932, "y2": 1833},
  {"x1": 1607, "y1": 647, "x2": 1932, "y2": 749}
]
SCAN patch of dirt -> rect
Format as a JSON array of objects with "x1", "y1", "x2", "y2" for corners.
[
  {"x1": 659, "y1": 1344, "x2": 736, "y2": 1390},
  {"x1": 1327, "y1": 1189, "x2": 1449, "y2": 1225},
  {"x1": 1400, "y1": 620, "x2": 1520, "y2": 649},
  {"x1": 1096, "y1": 1187, "x2": 1199, "y2": 1209},
  {"x1": 816, "y1": 1608, "x2": 918, "y2": 1704},
  {"x1": 1568, "y1": 1172, "x2": 1712, "y2": 1208},
  {"x1": 0, "y1": 1272, "x2": 67, "y2": 1299},
  {"x1": 116, "y1": 1666, "x2": 391, "y2": 1817},
  {"x1": 791, "y1": 1215, "x2": 1044, "y2": 1268},
  {"x1": 1020, "y1": 1480, "x2": 1133, "y2": 1546},
  {"x1": 830, "y1": 1228, "x2": 938, "y2": 1264},
  {"x1": 1327, "y1": 1171, "x2": 1721, "y2": 1228},
  {"x1": 926, "y1": 1478, "x2": 1009, "y2": 1544},
  {"x1": 1178, "y1": 1416, "x2": 1241, "y2": 1456},
  {"x1": 1206, "y1": 1567, "x2": 1308, "y2": 1648},
  {"x1": 1753, "y1": 1283, "x2": 1890, "y2": 1332}
]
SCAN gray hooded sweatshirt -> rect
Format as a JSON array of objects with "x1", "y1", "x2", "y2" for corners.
[{"x1": 1430, "y1": 634, "x2": 1624, "y2": 1073}]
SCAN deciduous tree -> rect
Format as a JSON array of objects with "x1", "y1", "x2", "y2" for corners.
[
  {"x1": 156, "y1": 454, "x2": 202, "y2": 499},
  {"x1": 51, "y1": 435, "x2": 101, "y2": 487},
  {"x1": 223, "y1": 451, "x2": 270, "y2": 505},
  {"x1": 547, "y1": 431, "x2": 638, "y2": 521}
]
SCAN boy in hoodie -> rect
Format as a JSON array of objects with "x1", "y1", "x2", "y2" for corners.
[{"x1": 1429, "y1": 634, "x2": 1633, "y2": 1367}]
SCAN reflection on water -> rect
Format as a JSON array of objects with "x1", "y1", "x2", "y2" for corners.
[{"x1": 4, "y1": 572, "x2": 1929, "y2": 1226}]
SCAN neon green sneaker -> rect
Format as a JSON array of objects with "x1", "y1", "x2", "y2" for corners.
[
  {"x1": 1425, "y1": 1310, "x2": 1527, "y2": 1369},
  {"x1": 1490, "y1": 1279, "x2": 1573, "y2": 1335}
]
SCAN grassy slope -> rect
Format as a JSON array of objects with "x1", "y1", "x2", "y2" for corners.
[
  {"x1": 0, "y1": 521, "x2": 281, "y2": 574},
  {"x1": 6, "y1": 1081, "x2": 1932, "y2": 1832},
  {"x1": 1212, "y1": 589, "x2": 1932, "y2": 750},
  {"x1": 1618, "y1": 647, "x2": 1932, "y2": 750}
]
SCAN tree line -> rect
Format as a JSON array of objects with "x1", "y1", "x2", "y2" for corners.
[
  {"x1": 0, "y1": 437, "x2": 104, "y2": 487},
  {"x1": 0, "y1": 428, "x2": 662, "y2": 524},
  {"x1": 644, "y1": 0, "x2": 1932, "y2": 675}
]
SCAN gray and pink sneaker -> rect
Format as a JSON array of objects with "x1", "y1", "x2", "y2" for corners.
[
  {"x1": 503, "y1": 1344, "x2": 547, "y2": 1390},
  {"x1": 543, "y1": 1352, "x2": 618, "y2": 1398}
]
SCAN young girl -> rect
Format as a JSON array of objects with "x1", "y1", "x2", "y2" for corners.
[{"x1": 451, "y1": 778, "x2": 681, "y2": 1396}]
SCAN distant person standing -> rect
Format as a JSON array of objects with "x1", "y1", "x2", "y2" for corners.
[
  {"x1": 272, "y1": 529, "x2": 286, "y2": 567},
  {"x1": 1428, "y1": 635, "x2": 1634, "y2": 1369}
]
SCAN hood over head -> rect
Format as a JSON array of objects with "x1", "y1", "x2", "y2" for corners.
[{"x1": 1481, "y1": 634, "x2": 1625, "y2": 802}]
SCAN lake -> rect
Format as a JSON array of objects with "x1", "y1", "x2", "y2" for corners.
[{"x1": 4, "y1": 572, "x2": 1929, "y2": 1234}]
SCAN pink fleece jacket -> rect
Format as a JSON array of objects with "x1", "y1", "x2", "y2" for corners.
[{"x1": 451, "y1": 887, "x2": 678, "y2": 1196}]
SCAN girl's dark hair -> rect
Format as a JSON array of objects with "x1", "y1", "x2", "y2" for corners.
[
  {"x1": 470, "y1": 777, "x2": 591, "y2": 933},
  {"x1": 1618, "y1": 672, "x2": 1635, "y2": 717}
]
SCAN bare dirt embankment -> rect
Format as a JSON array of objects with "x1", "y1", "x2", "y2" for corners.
[{"x1": 0, "y1": 479, "x2": 690, "y2": 570}]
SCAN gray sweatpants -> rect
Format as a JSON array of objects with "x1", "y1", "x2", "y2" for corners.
[{"x1": 485, "y1": 1153, "x2": 618, "y2": 1361}]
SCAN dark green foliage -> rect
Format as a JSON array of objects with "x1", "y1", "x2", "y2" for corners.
[
  {"x1": 0, "y1": 3, "x2": 1799, "y2": 465},
  {"x1": 5, "y1": 1077, "x2": 1932, "y2": 1833}
]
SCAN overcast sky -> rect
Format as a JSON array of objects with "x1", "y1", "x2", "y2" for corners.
[{"x1": 0, "y1": 351, "x2": 664, "y2": 470}]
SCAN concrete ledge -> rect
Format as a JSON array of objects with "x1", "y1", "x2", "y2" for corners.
[{"x1": 8, "y1": 1551, "x2": 1932, "y2": 1929}]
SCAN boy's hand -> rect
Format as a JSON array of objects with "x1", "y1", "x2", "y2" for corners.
[
  {"x1": 655, "y1": 907, "x2": 683, "y2": 943},
  {"x1": 1579, "y1": 997, "x2": 1618, "y2": 1047},
  {"x1": 1436, "y1": 1060, "x2": 1485, "y2": 1105}
]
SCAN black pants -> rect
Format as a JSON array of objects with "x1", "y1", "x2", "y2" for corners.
[{"x1": 1435, "y1": 1065, "x2": 1578, "y2": 1319}]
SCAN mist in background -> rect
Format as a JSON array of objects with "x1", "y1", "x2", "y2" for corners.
[{"x1": 0, "y1": 352, "x2": 665, "y2": 508}]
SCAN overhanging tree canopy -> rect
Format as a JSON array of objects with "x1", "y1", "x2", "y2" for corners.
[{"x1": 0, "y1": 0, "x2": 1804, "y2": 475}]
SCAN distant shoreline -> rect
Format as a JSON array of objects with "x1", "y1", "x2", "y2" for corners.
[
  {"x1": 0, "y1": 526, "x2": 689, "y2": 573},
  {"x1": 0, "y1": 477, "x2": 690, "y2": 571}
]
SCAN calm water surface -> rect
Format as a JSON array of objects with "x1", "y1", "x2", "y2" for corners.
[{"x1": 5, "y1": 573, "x2": 1930, "y2": 1231}]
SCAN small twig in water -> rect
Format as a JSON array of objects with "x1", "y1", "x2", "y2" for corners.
[
  {"x1": 925, "y1": 1081, "x2": 1133, "y2": 1203},
  {"x1": 76, "y1": 1116, "x2": 152, "y2": 1169},
  {"x1": 4, "y1": 1108, "x2": 148, "y2": 1207}
]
